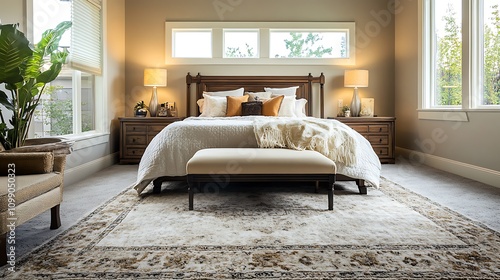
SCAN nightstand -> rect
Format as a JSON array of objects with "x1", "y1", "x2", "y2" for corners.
[
  {"x1": 119, "y1": 117, "x2": 181, "y2": 164},
  {"x1": 329, "y1": 117, "x2": 396, "y2": 164}
]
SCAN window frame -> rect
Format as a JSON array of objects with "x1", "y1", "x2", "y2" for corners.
[
  {"x1": 26, "y1": 0, "x2": 107, "y2": 145},
  {"x1": 419, "y1": 0, "x2": 500, "y2": 120},
  {"x1": 165, "y1": 21, "x2": 356, "y2": 65}
]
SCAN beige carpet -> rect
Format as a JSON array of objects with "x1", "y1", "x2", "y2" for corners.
[{"x1": 2, "y1": 178, "x2": 499, "y2": 279}]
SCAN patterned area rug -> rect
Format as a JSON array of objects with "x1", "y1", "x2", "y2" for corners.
[{"x1": 2, "y1": 178, "x2": 499, "y2": 279}]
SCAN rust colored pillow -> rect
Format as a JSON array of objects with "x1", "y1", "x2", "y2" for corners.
[
  {"x1": 226, "y1": 95, "x2": 249, "y2": 116},
  {"x1": 262, "y1": 95, "x2": 284, "y2": 116}
]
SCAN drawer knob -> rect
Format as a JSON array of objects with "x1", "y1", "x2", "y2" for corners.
[
  {"x1": 132, "y1": 138, "x2": 136, "y2": 143},
  {"x1": 379, "y1": 127, "x2": 382, "y2": 132},
  {"x1": 379, "y1": 138, "x2": 382, "y2": 143}
]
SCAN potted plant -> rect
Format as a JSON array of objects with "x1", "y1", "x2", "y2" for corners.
[
  {"x1": 134, "y1": 100, "x2": 148, "y2": 117},
  {"x1": 0, "y1": 21, "x2": 72, "y2": 150},
  {"x1": 341, "y1": 105, "x2": 351, "y2": 117}
]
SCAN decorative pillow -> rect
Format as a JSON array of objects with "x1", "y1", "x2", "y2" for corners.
[
  {"x1": 0, "y1": 152, "x2": 54, "y2": 175},
  {"x1": 203, "y1": 87, "x2": 244, "y2": 97},
  {"x1": 226, "y1": 95, "x2": 249, "y2": 116},
  {"x1": 295, "y1": 98, "x2": 308, "y2": 117},
  {"x1": 264, "y1": 86, "x2": 299, "y2": 96},
  {"x1": 241, "y1": 101, "x2": 263, "y2": 116},
  {"x1": 245, "y1": 92, "x2": 272, "y2": 101},
  {"x1": 196, "y1": 98, "x2": 205, "y2": 113},
  {"x1": 262, "y1": 95, "x2": 284, "y2": 116},
  {"x1": 199, "y1": 94, "x2": 227, "y2": 117},
  {"x1": 276, "y1": 96, "x2": 296, "y2": 117}
]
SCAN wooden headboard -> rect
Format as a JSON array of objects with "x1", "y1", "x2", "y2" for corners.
[{"x1": 186, "y1": 73, "x2": 325, "y2": 117}]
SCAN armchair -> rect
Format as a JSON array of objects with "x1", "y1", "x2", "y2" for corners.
[{"x1": 0, "y1": 151, "x2": 67, "y2": 266}]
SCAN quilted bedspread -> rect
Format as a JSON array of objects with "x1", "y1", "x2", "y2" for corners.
[{"x1": 133, "y1": 116, "x2": 381, "y2": 195}]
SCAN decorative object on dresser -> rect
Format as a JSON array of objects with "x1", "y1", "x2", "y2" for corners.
[
  {"x1": 133, "y1": 100, "x2": 148, "y2": 117},
  {"x1": 360, "y1": 98, "x2": 375, "y2": 117},
  {"x1": 119, "y1": 117, "x2": 181, "y2": 164},
  {"x1": 143, "y1": 68, "x2": 167, "y2": 117},
  {"x1": 329, "y1": 117, "x2": 395, "y2": 163},
  {"x1": 344, "y1": 69, "x2": 369, "y2": 117}
]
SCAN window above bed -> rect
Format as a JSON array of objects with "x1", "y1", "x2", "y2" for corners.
[{"x1": 166, "y1": 21, "x2": 356, "y2": 65}]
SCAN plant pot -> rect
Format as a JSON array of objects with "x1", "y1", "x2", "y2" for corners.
[{"x1": 135, "y1": 109, "x2": 148, "y2": 117}]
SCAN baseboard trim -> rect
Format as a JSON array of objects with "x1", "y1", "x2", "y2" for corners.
[
  {"x1": 64, "y1": 153, "x2": 119, "y2": 186},
  {"x1": 396, "y1": 147, "x2": 500, "y2": 189}
]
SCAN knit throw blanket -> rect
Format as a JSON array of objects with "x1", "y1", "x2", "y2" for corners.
[{"x1": 253, "y1": 117, "x2": 357, "y2": 166}]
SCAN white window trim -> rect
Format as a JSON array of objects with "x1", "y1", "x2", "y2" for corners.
[
  {"x1": 165, "y1": 21, "x2": 356, "y2": 65},
  {"x1": 25, "y1": 0, "x2": 108, "y2": 145},
  {"x1": 418, "y1": 0, "x2": 500, "y2": 121}
]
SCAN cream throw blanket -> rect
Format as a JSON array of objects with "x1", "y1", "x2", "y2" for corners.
[{"x1": 253, "y1": 117, "x2": 357, "y2": 166}]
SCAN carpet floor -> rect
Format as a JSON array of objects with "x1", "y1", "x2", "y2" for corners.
[{"x1": 2, "y1": 178, "x2": 499, "y2": 279}]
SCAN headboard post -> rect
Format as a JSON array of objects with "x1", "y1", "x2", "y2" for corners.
[
  {"x1": 319, "y1": 72, "x2": 325, "y2": 118},
  {"x1": 186, "y1": 72, "x2": 192, "y2": 117}
]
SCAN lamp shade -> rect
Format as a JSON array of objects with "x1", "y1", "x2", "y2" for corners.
[
  {"x1": 344, "y1": 70, "x2": 369, "y2": 88},
  {"x1": 144, "y1": 68, "x2": 167, "y2": 87}
]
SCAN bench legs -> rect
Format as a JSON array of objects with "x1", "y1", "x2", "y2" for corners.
[{"x1": 188, "y1": 175, "x2": 335, "y2": 211}]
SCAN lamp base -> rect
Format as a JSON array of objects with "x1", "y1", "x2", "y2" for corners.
[
  {"x1": 149, "y1": 87, "x2": 158, "y2": 117},
  {"x1": 350, "y1": 88, "x2": 361, "y2": 117}
]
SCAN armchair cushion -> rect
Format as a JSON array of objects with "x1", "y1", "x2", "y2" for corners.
[
  {"x1": 0, "y1": 152, "x2": 54, "y2": 176},
  {"x1": 0, "y1": 173, "x2": 63, "y2": 213}
]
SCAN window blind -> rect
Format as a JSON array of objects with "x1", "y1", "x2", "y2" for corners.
[{"x1": 70, "y1": 0, "x2": 102, "y2": 75}]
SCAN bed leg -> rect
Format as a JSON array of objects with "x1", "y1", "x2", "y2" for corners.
[
  {"x1": 315, "y1": 181, "x2": 319, "y2": 193},
  {"x1": 153, "y1": 179, "x2": 162, "y2": 194},
  {"x1": 356, "y1": 179, "x2": 367, "y2": 195}
]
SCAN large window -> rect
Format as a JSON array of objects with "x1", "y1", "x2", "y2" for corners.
[
  {"x1": 30, "y1": 0, "x2": 102, "y2": 137},
  {"x1": 421, "y1": 0, "x2": 500, "y2": 110},
  {"x1": 166, "y1": 22, "x2": 355, "y2": 65}
]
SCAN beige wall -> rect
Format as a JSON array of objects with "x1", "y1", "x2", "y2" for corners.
[
  {"x1": 395, "y1": 0, "x2": 500, "y2": 175},
  {"x1": 124, "y1": 0, "x2": 396, "y2": 118},
  {"x1": 0, "y1": 0, "x2": 25, "y2": 30}
]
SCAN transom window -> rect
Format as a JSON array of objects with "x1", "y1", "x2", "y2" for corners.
[{"x1": 166, "y1": 22, "x2": 355, "y2": 65}]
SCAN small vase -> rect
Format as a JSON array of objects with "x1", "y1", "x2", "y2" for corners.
[{"x1": 350, "y1": 88, "x2": 361, "y2": 117}]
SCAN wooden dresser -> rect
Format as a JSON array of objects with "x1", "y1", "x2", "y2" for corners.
[
  {"x1": 119, "y1": 117, "x2": 181, "y2": 164},
  {"x1": 329, "y1": 117, "x2": 396, "y2": 164}
]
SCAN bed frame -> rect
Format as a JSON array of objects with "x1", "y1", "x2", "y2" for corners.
[
  {"x1": 186, "y1": 72, "x2": 325, "y2": 118},
  {"x1": 151, "y1": 73, "x2": 367, "y2": 194}
]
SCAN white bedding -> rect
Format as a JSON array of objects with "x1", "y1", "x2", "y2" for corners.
[{"x1": 133, "y1": 116, "x2": 381, "y2": 195}]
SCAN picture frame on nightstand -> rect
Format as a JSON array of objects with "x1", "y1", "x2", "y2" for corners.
[{"x1": 360, "y1": 98, "x2": 374, "y2": 117}]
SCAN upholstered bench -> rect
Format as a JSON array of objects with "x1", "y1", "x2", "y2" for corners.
[{"x1": 186, "y1": 148, "x2": 336, "y2": 210}]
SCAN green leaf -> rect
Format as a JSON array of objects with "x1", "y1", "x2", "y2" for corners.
[{"x1": 0, "y1": 24, "x2": 33, "y2": 87}]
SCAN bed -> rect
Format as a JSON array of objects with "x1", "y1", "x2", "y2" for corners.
[{"x1": 133, "y1": 73, "x2": 381, "y2": 195}]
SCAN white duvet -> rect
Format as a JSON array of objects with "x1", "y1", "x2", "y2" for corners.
[{"x1": 133, "y1": 116, "x2": 381, "y2": 195}]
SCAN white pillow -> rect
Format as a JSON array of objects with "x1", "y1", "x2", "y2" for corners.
[
  {"x1": 203, "y1": 87, "x2": 244, "y2": 97},
  {"x1": 245, "y1": 92, "x2": 272, "y2": 101},
  {"x1": 277, "y1": 96, "x2": 296, "y2": 117},
  {"x1": 264, "y1": 86, "x2": 299, "y2": 96},
  {"x1": 199, "y1": 94, "x2": 227, "y2": 117},
  {"x1": 295, "y1": 98, "x2": 307, "y2": 118}
]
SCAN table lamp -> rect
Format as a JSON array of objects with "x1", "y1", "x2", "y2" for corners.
[
  {"x1": 144, "y1": 68, "x2": 167, "y2": 117},
  {"x1": 344, "y1": 69, "x2": 369, "y2": 117}
]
